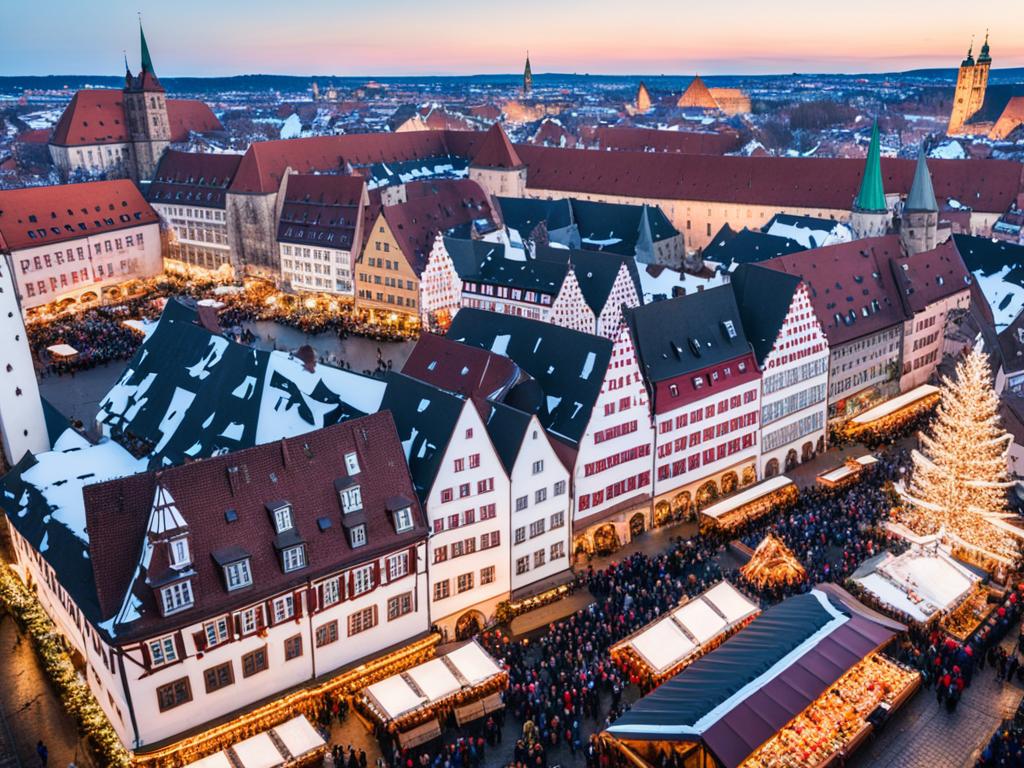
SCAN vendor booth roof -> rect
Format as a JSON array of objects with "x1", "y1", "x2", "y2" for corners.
[
  {"x1": 850, "y1": 383, "x2": 938, "y2": 425},
  {"x1": 699, "y1": 475, "x2": 794, "y2": 522},
  {"x1": 605, "y1": 590, "x2": 899, "y2": 768}
]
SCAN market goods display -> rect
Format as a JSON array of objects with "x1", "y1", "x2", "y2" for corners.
[
  {"x1": 943, "y1": 586, "x2": 993, "y2": 641},
  {"x1": 740, "y1": 534, "x2": 807, "y2": 589},
  {"x1": 741, "y1": 655, "x2": 918, "y2": 768}
]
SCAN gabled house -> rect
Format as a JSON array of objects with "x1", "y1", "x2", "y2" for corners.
[
  {"x1": 380, "y1": 374, "x2": 511, "y2": 640},
  {"x1": 730, "y1": 264, "x2": 830, "y2": 476},
  {"x1": 447, "y1": 309, "x2": 654, "y2": 555},
  {"x1": 0, "y1": 414, "x2": 429, "y2": 749},
  {"x1": 626, "y1": 287, "x2": 761, "y2": 523}
]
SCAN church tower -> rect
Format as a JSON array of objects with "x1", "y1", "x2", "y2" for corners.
[
  {"x1": 523, "y1": 52, "x2": 533, "y2": 95},
  {"x1": 948, "y1": 35, "x2": 991, "y2": 135},
  {"x1": 636, "y1": 81, "x2": 652, "y2": 113},
  {"x1": 900, "y1": 147, "x2": 939, "y2": 256},
  {"x1": 123, "y1": 20, "x2": 171, "y2": 181},
  {"x1": 850, "y1": 120, "x2": 889, "y2": 239},
  {"x1": 0, "y1": 257, "x2": 50, "y2": 466}
]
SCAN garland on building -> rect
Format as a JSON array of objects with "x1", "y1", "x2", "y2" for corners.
[
  {"x1": 0, "y1": 566, "x2": 132, "y2": 768},
  {"x1": 896, "y1": 348, "x2": 1020, "y2": 563}
]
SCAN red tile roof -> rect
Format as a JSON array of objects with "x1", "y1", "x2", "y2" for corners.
[
  {"x1": 896, "y1": 239, "x2": 972, "y2": 312},
  {"x1": 401, "y1": 333, "x2": 521, "y2": 399},
  {"x1": 596, "y1": 126, "x2": 739, "y2": 155},
  {"x1": 147, "y1": 150, "x2": 242, "y2": 210},
  {"x1": 515, "y1": 145, "x2": 1023, "y2": 214},
  {"x1": 760, "y1": 236, "x2": 908, "y2": 346},
  {"x1": 16, "y1": 129, "x2": 52, "y2": 145},
  {"x1": 50, "y1": 90, "x2": 221, "y2": 147},
  {"x1": 277, "y1": 173, "x2": 366, "y2": 250},
  {"x1": 381, "y1": 179, "x2": 495, "y2": 274},
  {"x1": 84, "y1": 412, "x2": 426, "y2": 641},
  {"x1": 471, "y1": 123, "x2": 524, "y2": 169},
  {"x1": 0, "y1": 180, "x2": 158, "y2": 252}
]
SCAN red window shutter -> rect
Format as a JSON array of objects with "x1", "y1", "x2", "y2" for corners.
[
  {"x1": 373, "y1": 561, "x2": 381, "y2": 590},
  {"x1": 294, "y1": 590, "x2": 305, "y2": 619},
  {"x1": 256, "y1": 606, "x2": 266, "y2": 630},
  {"x1": 140, "y1": 640, "x2": 152, "y2": 668},
  {"x1": 192, "y1": 630, "x2": 207, "y2": 652},
  {"x1": 409, "y1": 545, "x2": 418, "y2": 568},
  {"x1": 174, "y1": 632, "x2": 187, "y2": 660},
  {"x1": 373, "y1": 604, "x2": 379, "y2": 627},
  {"x1": 233, "y1": 614, "x2": 242, "y2": 638},
  {"x1": 380, "y1": 558, "x2": 389, "y2": 585},
  {"x1": 347, "y1": 571, "x2": 355, "y2": 599},
  {"x1": 313, "y1": 585, "x2": 323, "y2": 613}
]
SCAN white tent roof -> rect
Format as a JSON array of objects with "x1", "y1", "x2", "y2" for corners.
[
  {"x1": 700, "y1": 475, "x2": 794, "y2": 521},
  {"x1": 631, "y1": 618, "x2": 696, "y2": 674},
  {"x1": 407, "y1": 658, "x2": 462, "y2": 701},
  {"x1": 273, "y1": 715, "x2": 325, "y2": 758},
  {"x1": 365, "y1": 674, "x2": 429, "y2": 720},
  {"x1": 818, "y1": 454, "x2": 878, "y2": 484},
  {"x1": 851, "y1": 384, "x2": 939, "y2": 425},
  {"x1": 673, "y1": 597, "x2": 728, "y2": 645},
  {"x1": 446, "y1": 639, "x2": 503, "y2": 684},
  {"x1": 183, "y1": 753, "x2": 234, "y2": 768},
  {"x1": 704, "y1": 581, "x2": 761, "y2": 624},
  {"x1": 46, "y1": 343, "x2": 78, "y2": 357},
  {"x1": 231, "y1": 732, "x2": 281, "y2": 768}
]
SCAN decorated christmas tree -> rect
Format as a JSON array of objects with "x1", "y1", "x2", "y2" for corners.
[{"x1": 900, "y1": 347, "x2": 1018, "y2": 561}]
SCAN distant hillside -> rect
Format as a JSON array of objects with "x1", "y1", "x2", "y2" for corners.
[{"x1": 1, "y1": 68, "x2": 1021, "y2": 95}]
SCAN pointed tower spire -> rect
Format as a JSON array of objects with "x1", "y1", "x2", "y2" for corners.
[
  {"x1": 854, "y1": 120, "x2": 886, "y2": 212},
  {"x1": 140, "y1": 16, "x2": 155, "y2": 75},
  {"x1": 906, "y1": 146, "x2": 938, "y2": 212},
  {"x1": 978, "y1": 30, "x2": 991, "y2": 63},
  {"x1": 523, "y1": 51, "x2": 533, "y2": 94}
]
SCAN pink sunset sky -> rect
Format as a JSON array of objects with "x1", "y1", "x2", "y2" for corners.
[{"x1": 3, "y1": 0, "x2": 1020, "y2": 76}]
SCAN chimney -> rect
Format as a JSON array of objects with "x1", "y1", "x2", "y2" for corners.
[
  {"x1": 281, "y1": 439, "x2": 291, "y2": 467},
  {"x1": 227, "y1": 466, "x2": 240, "y2": 497}
]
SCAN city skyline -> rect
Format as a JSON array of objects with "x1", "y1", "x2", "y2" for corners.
[{"x1": 3, "y1": 0, "x2": 1021, "y2": 78}]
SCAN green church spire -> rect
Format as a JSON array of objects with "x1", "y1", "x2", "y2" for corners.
[
  {"x1": 854, "y1": 120, "x2": 886, "y2": 212},
  {"x1": 140, "y1": 19, "x2": 155, "y2": 75}
]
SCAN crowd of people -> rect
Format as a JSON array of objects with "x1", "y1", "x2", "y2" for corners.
[{"x1": 978, "y1": 723, "x2": 1024, "y2": 766}]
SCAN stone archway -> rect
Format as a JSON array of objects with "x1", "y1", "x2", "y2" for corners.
[
  {"x1": 593, "y1": 524, "x2": 619, "y2": 555},
  {"x1": 696, "y1": 480, "x2": 719, "y2": 508},
  {"x1": 785, "y1": 449, "x2": 799, "y2": 471},
  {"x1": 741, "y1": 466, "x2": 757, "y2": 486},
  {"x1": 801, "y1": 441, "x2": 814, "y2": 462},
  {"x1": 455, "y1": 610, "x2": 485, "y2": 641},
  {"x1": 765, "y1": 458, "x2": 780, "y2": 478},
  {"x1": 672, "y1": 490, "x2": 692, "y2": 519},
  {"x1": 721, "y1": 471, "x2": 739, "y2": 495},
  {"x1": 79, "y1": 291, "x2": 98, "y2": 304},
  {"x1": 654, "y1": 500, "x2": 672, "y2": 527},
  {"x1": 629, "y1": 513, "x2": 646, "y2": 539}
]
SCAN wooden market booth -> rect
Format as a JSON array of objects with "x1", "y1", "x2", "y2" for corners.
[
  {"x1": 602, "y1": 590, "x2": 919, "y2": 768},
  {"x1": 841, "y1": 384, "x2": 940, "y2": 442},
  {"x1": 611, "y1": 581, "x2": 760, "y2": 686},
  {"x1": 816, "y1": 454, "x2": 879, "y2": 489},
  {"x1": 698, "y1": 475, "x2": 797, "y2": 535},
  {"x1": 358, "y1": 641, "x2": 507, "y2": 748},
  {"x1": 182, "y1": 716, "x2": 326, "y2": 768}
]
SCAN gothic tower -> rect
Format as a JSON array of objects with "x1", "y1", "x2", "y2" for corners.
[
  {"x1": 850, "y1": 120, "x2": 889, "y2": 239},
  {"x1": 636, "y1": 81, "x2": 652, "y2": 113},
  {"x1": 0, "y1": 256, "x2": 49, "y2": 466},
  {"x1": 900, "y1": 147, "x2": 939, "y2": 256},
  {"x1": 523, "y1": 52, "x2": 533, "y2": 95},
  {"x1": 123, "y1": 21, "x2": 171, "y2": 181},
  {"x1": 948, "y1": 35, "x2": 991, "y2": 135}
]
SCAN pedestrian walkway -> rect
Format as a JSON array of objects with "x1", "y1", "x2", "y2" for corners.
[{"x1": 850, "y1": 633, "x2": 1024, "y2": 768}]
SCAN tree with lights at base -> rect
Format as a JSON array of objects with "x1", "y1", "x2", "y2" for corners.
[{"x1": 899, "y1": 347, "x2": 1020, "y2": 562}]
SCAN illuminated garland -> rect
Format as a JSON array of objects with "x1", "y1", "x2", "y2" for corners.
[
  {"x1": 0, "y1": 565, "x2": 132, "y2": 767},
  {"x1": 495, "y1": 583, "x2": 574, "y2": 625}
]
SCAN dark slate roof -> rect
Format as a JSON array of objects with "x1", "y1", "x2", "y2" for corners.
[
  {"x1": 495, "y1": 197, "x2": 573, "y2": 237},
  {"x1": 84, "y1": 412, "x2": 425, "y2": 641},
  {"x1": 147, "y1": 150, "x2": 242, "y2": 210},
  {"x1": 966, "y1": 84, "x2": 1024, "y2": 125},
  {"x1": 570, "y1": 198, "x2": 679, "y2": 255},
  {"x1": 730, "y1": 264, "x2": 802, "y2": 366},
  {"x1": 277, "y1": 173, "x2": 365, "y2": 250},
  {"x1": 447, "y1": 309, "x2": 612, "y2": 445},
  {"x1": 534, "y1": 245, "x2": 640, "y2": 316},
  {"x1": 762, "y1": 213, "x2": 851, "y2": 249},
  {"x1": 625, "y1": 285, "x2": 751, "y2": 383},
  {"x1": 363, "y1": 155, "x2": 468, "y2": 190},
  {"x1": 705, "y1": 225, "x2": 805, "y2": 267},
  {"x1": 953, "y1": 235, "x2": 1024, "y2": 330},
  {"x1": 605, "y1": 591, "x2": 899, "y2": 768},
  {"x1": 477, "y1": 399, "x2": 533, "y2": 473},
  {"x1": 448, "y1": 237, "x2": 568, "y2": 295},
  {"x1": 380, "y1": 373, "x2": 465, "y2": 502},
  {"x1": 96, "y1": 301, "x2": 383, "y2": 468},
  {"x1": 41, "y1": 398, "x2": 73, "y2": 446}
]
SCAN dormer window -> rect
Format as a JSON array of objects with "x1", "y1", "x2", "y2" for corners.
[
  {"x1": 147, "y1": 634, "x2": 179, "y2": 667},
  {"x1": 345, "y1": 452, "x2": 360, "y2": 475},
  {"x1": 160, "y1": 580, "x2": 194, "y2": 616},
  {"x1": 341, "y1": 486, "x2": 362, "y2": 514},
  {"x1": 169, "y1": 537, "x2": 191, "y2": 569},
  {"x1": 223, "y1": 558, "x2": 253, "y2": 591},
  {"x1": 394, "y1": 507, "x2": 415, "y2": 533},
  {"x1": 282, "y1": 545, "x2": 306, "y2": 573},
  {"x1": 349, "y1": 524, "x2": 367, "y2": 548},
  {"x1": 270, "y1": 503, "x2": 293, "y2": 534}
]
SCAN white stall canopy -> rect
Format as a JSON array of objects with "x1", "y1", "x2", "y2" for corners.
[{"x1": 183, "y1": 716, "x2": 325, "y2": 768}]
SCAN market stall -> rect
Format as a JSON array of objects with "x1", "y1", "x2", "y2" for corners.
[
  {"x1": 602, "y1": 590, "x2": 918, "y2": 768},
  {"x1": 182, "y1": 716, "x2": 326, "y2": 768},
  {"x1": 698, "y1": 476, "x2": 798, "y2": 534},
  {"x1": 840, "y1": 384, "x2": 940, "y2": 442},
  {"x1": 739, "y1": 534, "x2": 807, "y2": 589},
  {"x1": 611, "y1": 581, "x2": 761, "y2": 684},
  {"x1": 850, "y1": 538, "x2": 982, "y2": 628},
  {"x1": 359, "y1": 640, "x2": 507, "y2": 747},
  {"x1": 45, "y1": 343, "x2": 79, "y2": 359},
  {"x1": 816, "y1": 454, "x2": 879, "y2": 488}
]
